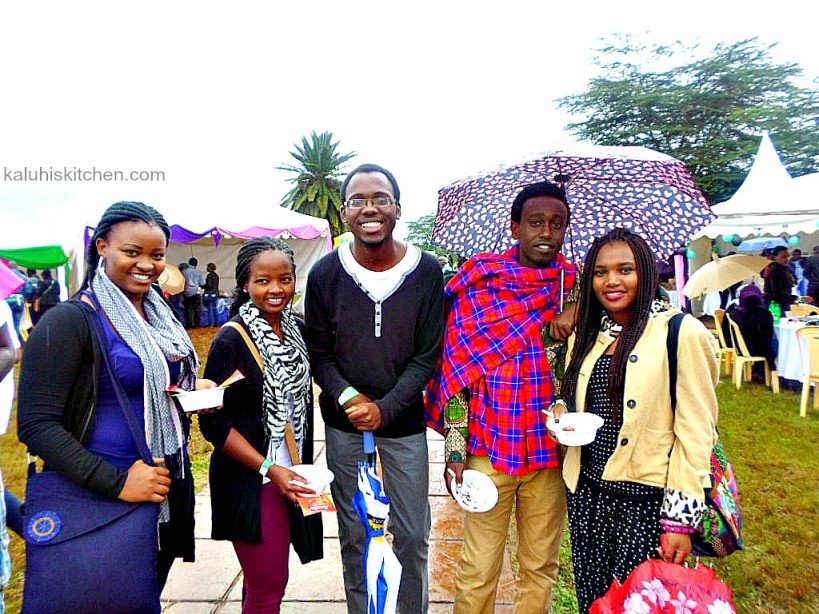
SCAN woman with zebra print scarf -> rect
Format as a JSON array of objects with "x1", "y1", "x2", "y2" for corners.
[{"x1": 201, "y1": 237, "x2": 320, "y2": 613}]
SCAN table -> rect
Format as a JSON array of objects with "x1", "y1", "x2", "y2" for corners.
[{"x1": 774, "y1": 320, "x2": 807, "y2": 383}]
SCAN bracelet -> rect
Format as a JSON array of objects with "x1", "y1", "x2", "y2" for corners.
[
  {"x1": 258, "y1": 458, "x2": 274, "y2": 476},
  {"x1": 338, "y1": 386, "x2": 360, "y2": 406},
  {"x1": 660, "y1": 519, "x2": 697, "y2": 534}
]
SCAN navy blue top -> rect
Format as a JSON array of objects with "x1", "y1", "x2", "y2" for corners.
[{"x1": 86, "y1": 311, "x2": 181, "y2": 471}]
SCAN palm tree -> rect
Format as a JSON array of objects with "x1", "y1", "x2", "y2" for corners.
[{"x1": 277, "y1": 131, "x2": 357, "y2": 238}]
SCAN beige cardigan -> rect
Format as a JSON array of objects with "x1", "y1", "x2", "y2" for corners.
[{"x1": 563, "y1": 309, "x2": 719, "y2": 501}]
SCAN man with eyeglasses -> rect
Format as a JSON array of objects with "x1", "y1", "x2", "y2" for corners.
[{"x1": 304, "y1": 163, "x2": 445, "y2": 613}]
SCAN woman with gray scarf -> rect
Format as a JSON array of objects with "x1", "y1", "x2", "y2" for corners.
[{"x1": 18, "y1": 201, "x2": 219, "y2": 608}]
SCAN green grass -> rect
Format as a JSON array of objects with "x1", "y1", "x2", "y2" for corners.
[{"x1": 2, "y1": 329, "x2": 818, "y2": 613}]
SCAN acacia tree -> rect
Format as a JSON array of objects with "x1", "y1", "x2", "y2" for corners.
[
  {"x1": 405, "y1": 213, "x2": 442, "y2": 254},
  {"x1": 278, "y1": 131, "x2": 357, "y2": 237},
  {"x1": 558, "y1": 36, "x2": 819, "y2": 204}
]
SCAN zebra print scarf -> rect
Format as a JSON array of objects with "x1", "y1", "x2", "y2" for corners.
[{"x1": 239, "y1": 300, "x2": 311, "y2": 459}]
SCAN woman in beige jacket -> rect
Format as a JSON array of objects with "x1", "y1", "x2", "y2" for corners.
[{"x1": 556, "y1": 228, "x2": 719, "y2": 613}]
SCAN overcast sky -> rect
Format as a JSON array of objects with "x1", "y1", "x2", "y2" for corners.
[{"x1": 1, "y1": 1, "x2": 816, "y2": 248}]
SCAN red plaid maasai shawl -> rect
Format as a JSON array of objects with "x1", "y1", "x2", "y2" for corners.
[{"x1": 425, "y1": 246, "x2": 577, "y2": 476}]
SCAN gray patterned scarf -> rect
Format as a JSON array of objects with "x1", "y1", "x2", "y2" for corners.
[
  {"x1": 91, "y1": 263, "x2": 198, "y2": 516},
  {"x1": 239, "y1": 300, "x2": 311, "y2": 459}
]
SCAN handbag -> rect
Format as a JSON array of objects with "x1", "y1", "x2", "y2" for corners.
[
  {"x1": 223, "y1": 321, "x2": 324, "y2": 564},
  {"x1": 667, "y1": 313, "x2": 744, "y2": 557},
  {"x1": 23, "y1": 300, "x2": 162, "y2": 614}
]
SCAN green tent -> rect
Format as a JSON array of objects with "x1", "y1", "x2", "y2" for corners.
[{"x1": 0, "y1": 245, "x2": 69, "y2": 270}]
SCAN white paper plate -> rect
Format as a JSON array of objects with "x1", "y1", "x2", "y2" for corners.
[
  {"x1": 289, "y1": 465, "x2": 335, "y2": 493},
  {"x1": 546, "y1": 412, "x2": 604, "y2": 446},
  {"x1": 171, "y1": 387, "x2": 225, "y2": 412},
  {"x1": 453, "y1": 469, "x2": 499, "y2": 513}
]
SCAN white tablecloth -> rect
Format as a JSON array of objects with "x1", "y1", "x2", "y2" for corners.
[
  {"x1": 774, "y1": 320, "x2": 807, "y2": 383},
  {"x1": 701, "y1": 292, "x2": 722, "y2": 316}
]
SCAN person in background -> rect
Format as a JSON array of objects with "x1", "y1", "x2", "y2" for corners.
[
  {"x1": 171, "y1": 263, "x2": 189, "y2": 325},
  {"x1": 722, "y1": 284, "x2": 776, "y2": 382},
  {"x1": 801, "y1": 247, "x2": 819, "y2": 304},
  {"x1": 556, "y1": 228, "x2": 718, "y2": 613},
  {"x1": 4, "y1": 261, "x2": 28, "y2": 338},
  {"x1": 763, "y1": 246, "x2": 797, "y2": 311},
  {"x1": 203, "y1": 262, "x2": 220, "y2": 326},
  {"x1": 201, "y1": 237, "x2": 319, "y2": 613},
  {"x1": 790, "y1": 248, "x2": 807, "y2": 297},
  {"x1": 305, "y1": 163, "x2": 445, "y2": 613},
  {"x1": 425, "y1": 181, "x2": 576, "y2": 613},
  {"x1": 0, "y1": 299, "x2": 19, "y2": 613},
  {"x1": 182, "y1": 257, "x2": 205, "y2": 328},
  {"x1": 32, "y1": 269, "x2": 60, "y2": 325},
  {"x1": 18, "y1": 201, "x2": 218, "y2": 605},
  {"x1": 437, "y1": 255, "x2": 456, "y2": 285}
]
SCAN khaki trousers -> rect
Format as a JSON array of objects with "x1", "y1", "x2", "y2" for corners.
[{"x1": 454, "y1": 455, "x2": 566, "y2": 614}]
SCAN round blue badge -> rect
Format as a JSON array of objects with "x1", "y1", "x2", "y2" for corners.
[{"x1": 27, "y1": 511, "x2": 62, "y2": 543}]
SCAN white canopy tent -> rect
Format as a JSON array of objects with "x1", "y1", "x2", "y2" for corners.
[
  {"x1": 79, "y1": 207, "x2": 333, "y2": 307},
  {"x1": 694, "y1": 134, "x2": 819, "y2": 241},
  {"x1": 687, "y1": 134, "x2": 819, "y2": 313}
]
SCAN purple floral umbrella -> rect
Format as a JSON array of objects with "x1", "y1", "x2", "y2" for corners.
[{"x1": 432, "y1": 145, "x2": 715, "y2": 264}]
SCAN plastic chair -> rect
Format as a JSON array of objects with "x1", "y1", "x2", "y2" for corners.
[
  {"x1": 790, "y1": 303, "x2": 819, "y2": 316},
  {"x1": 725, "y1": 313, "x2": 779, "y2": 393},
  {"x1": 712, "y1": 309, "x2": 735, "y2": 376},
  {"x1": 795, "y1": 326, "x2": 819, "y2": 417}
]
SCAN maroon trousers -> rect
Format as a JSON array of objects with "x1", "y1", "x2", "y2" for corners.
[{"x1": 233, "y1": 482, "x2": 292, "y2": 613}]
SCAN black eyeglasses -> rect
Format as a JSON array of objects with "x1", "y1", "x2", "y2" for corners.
[{"x1": 344, "y1": 197, "x2": 396, "y2": 209}]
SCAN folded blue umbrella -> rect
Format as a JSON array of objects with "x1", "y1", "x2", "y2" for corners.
[{"x1": 352, "y1": 432, "x2": 402, "y2": 614}]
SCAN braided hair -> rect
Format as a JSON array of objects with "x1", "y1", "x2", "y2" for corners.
[
  {"x1": 82, "y1": 201, "x2": 171, "y2": 291},
  {"x1": 230, "y1": 236, "x2": 296, "y2": 317},
  {"x1": 562, "y1": 228, "x2": 659, "y2": 418}
]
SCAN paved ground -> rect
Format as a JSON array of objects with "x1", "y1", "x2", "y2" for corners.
[{"x1": 161, "y1": 417, "x2": 516, "y2": 613}]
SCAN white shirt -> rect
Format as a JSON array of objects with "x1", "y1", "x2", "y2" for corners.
[{"x1": 339, "y1": 242, "x2": 421, "y2": 302}]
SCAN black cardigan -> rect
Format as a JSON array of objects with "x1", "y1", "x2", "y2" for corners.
[
  {"x1": 18, "y1": 301, "x2": 126, "y2": 498},
  {"x1": 200, "y1": 316, "x2": 316, "y2": 543}
]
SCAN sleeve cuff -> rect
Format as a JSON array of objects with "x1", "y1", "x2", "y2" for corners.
[{"x1": 661, "y1": 487, "x2": 707, "y2": 527}]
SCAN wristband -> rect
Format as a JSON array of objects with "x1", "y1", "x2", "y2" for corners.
[
  {"x1": 338, "y1": 386, "x2": 360, "y2": 406},
  {"x1": 258, "y1": 458, "x2": 274, "y2": 476},
  {"x1": 660, "y1": 519, "x2": 697, "y2": 534}
]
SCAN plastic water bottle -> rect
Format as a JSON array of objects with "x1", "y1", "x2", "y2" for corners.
[{"x1": 769, "y1": 301, "x2": 781, "y2": 324}]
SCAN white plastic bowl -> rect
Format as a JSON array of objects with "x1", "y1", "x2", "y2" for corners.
[
  {"x1": 546, "y1": 412, "x2": 604, "y2": 446},
  {"x1": 452, "y1": 469, "x2": 499, "y2": 513},
  {"x1": 289, "y1": 465, "x2": 335, "y2": 493},
  {"x1": 172, "y1": 387, "x2": 225, "y2": 413}
]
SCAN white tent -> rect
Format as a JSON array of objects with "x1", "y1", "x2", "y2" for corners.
[
  {"x1": 79, "y1": 207, "x2": 333, "y2": 305},
  {"x1": 695, "y1": 133, "x2": 819, "y2": 240},
  {"x1": 686, "y1": 134, "x2": 818, "y2": 314}
]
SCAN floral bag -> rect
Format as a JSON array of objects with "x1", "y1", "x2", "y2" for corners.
[{"x1": 667, "y1": 314, "x2": 744, "y2": 558}]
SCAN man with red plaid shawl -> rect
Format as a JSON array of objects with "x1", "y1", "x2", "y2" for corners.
[{"x1": 426, "y1": 181, "x2": 577, "y2": 613}]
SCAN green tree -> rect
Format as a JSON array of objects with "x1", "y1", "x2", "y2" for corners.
[
  {"x1": 278, "y1": 131, "x2": 357, "y2": 237},
  {"x1": 558, "y1": 36, "x2": 819, "y2": 204},
  {"x1": 405, "y1": 213, "x2": 446, "y2": 255}
]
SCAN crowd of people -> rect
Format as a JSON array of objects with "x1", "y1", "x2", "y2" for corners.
[
  {"x1": 717, "y1": 243, "x2": 815, "y2": 384},
  {"x1": 4, "y1": 264, "x2": 63, "y2": 339},
  {"x1": 2, "y1": 165, "x2": 725, "y2": 613}
]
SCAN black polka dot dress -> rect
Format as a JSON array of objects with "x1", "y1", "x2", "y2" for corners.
[{"x1": 567, "y1": 355, "x2": 664, "y2": 614}]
